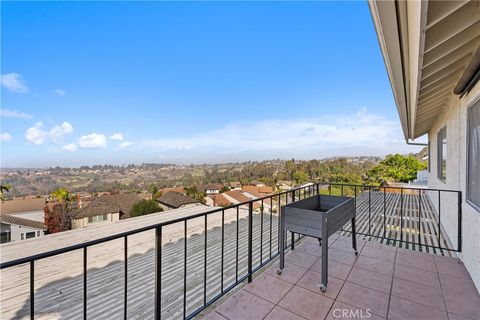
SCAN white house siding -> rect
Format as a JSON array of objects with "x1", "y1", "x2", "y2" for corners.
[
  {"x1": 428, "y1": 80, "x2": 480, "y2": 291},
  {"x1": 72, "y1": 212, "x2": 120, "y2": 229},
  {"x1": 0, "y1": 223, "x2": 45, "y2": 243}
]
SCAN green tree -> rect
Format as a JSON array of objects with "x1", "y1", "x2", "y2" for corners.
[
  {"x1": 130, "y1": 200, "x2": 163, "y2": 217},
  {"x1": 367, "y1": 154, "x2": 427, "y2": 183},
  {"x1": 292, "y1": 170, "x2": 309, "y2": 184},
  {"x1": 0, "y1": 184, "x2": 11, "y2": 202}
]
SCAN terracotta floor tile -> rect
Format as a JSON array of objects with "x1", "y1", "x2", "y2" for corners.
[
  {"x1": 325, "y1": 301, "x2": 385, "y2": 320},
  {"x1": 310, "y1": 258, "x2": 353, "y2": 280},
  {"x1": 279, "y1": 286, "x2": 334, "y2": 320},
  {"x1": 337, "y1": 282, "x2": 390, "y2": 317},
  {"x1": 244, "y1": 274, "x2": 294, "y2": 304},
  {"x1": 360, "y1": 246, "x2": 396, "y2": 263},
  {"x1": 264, "y1": 306, "x2": 306, "y2": 320},
  {"x1": 265, "y1": 262, "x2": 308, "y2": 284},
  {"x1": 394, "y1": 263, "x2": 440, "y2": 289},
  {"x1": 396, "y1": 251, "x2": 436, "y2": 272},
  {"x1": 330, "y1": 238, "x2": 363, "y2": 254},
  {"x1": 285, "y1": 251, "x2": 319, "y2": 269},
  {"x1": 201, "y1": 311, "x2": 229, "y2": 320},
  {"x1": 297, "y1": 269, "x2": 344, "y2": 299},
  {"x1": 347, "y1": 267, "x2": 392, "y2": 294},
  {"x1": 354, "y1": 256, "x2": 394, "y2": 277},
  {"x1": 448, "y1": 312, "x2": 477, "y2": 320},
  {"x1": 364, "y1": 241, "x2": 397, "y2": 253},
  {"x1": 328, "y1": 248, "x2": 358, "y2": 265},
  {"x1": 391, "y1": 277, "x2": 445, "y2": 311},
  {"x1": 215, "y1": 289, "x2": 274, "y2": 320},
  {"x1": 388, "y1": 296, "x2": 448, "y2": 320},
  {"x1": 435, "y1": 258, "x2": 471, "y2": 279},
  {"x1": 440, "y1": 273, "x2": 480, "y2": 320},
  {"x1": 295, "y1": 241, "x2": 323, "y2": 257}
]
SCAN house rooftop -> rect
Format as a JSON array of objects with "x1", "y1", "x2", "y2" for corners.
[
  {"x1": 72, "y1": 193, "x2": 140, "y2": 219},
  {"x1": 0, "y1": 214, "x2": 46, "y2": 230},
  {"x1": 157, "y1": 191, "x2": 199, "y2": 208}
]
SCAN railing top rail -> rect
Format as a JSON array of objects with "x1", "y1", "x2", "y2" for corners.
[{"x1": 326, "y1": 182, "x2": 461, "y2": 193}]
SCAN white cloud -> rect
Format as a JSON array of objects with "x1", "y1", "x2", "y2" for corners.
[
  {"x1": 117, "y1": 141, "x2": 132, "y2": 149},
  {"x1": 62, "y1": 143, "x2": 77, "y2": 152},
  {"x1": 25, "y1": 121, "x2": 74, "y2": 145},
  {"x1": 1, "y1": 73, "x2": 29, "y2": 93},
  {"x1": 138, "y1": 109, "x2": 408, "y2": 157},
  {"x1": 109, "y1": 133, "x2": 124, "y2": 141},
  {"x1": 1, "y1": 132, "x2": 12, "y2": 142},
  {"x1": 54, "y1": 88, "x2": 66, "y2": 96},
  {"x1": 0, "y1": 108, "x2": 33, "y2": 119},
  {"x1": 78, "y1": 133, "x2": 107, "y2": 149}
]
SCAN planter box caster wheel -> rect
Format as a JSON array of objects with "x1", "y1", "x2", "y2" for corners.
[
  {"x1": 319, "y1": 284, "x2": 327, "y2": 293},
  {"x1": 277, "y1": 269, "x2": 283, "y2": 275}
]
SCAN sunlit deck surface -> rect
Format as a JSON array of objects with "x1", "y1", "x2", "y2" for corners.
[
  {"x1": 0, "y1": 191, "x2": 461, "y2": 319},
  {"x1": 202, "y1": 234, "x2": 480, "y2": 320}
]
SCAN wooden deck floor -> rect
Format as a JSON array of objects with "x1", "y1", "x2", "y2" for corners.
[{"x1": 0, "y1": 192, "x2": 455, "y2": 319}]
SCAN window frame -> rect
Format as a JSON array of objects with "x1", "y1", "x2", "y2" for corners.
[
  {"x1": 466, "y1": 96, "x2": 480, "y2": 212},
  {"x1": 437, "y1": 126, "x2": 447, "y2": 183}
]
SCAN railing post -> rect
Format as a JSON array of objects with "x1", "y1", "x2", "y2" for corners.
[
  {"x1": 291, "y1": 191, "x2": 295, "y2": 250},
  {"x1": 248, "y1": 201, "x2": 253, "y2": 283},
  {"x1": 418, "y1": 190, "x2": 422, "y2": 247},
  {"x1": 30, "y1": 260, "x2": 34, "y2": 320},
  {"x1": 400, "y1": 189, "x2": 404, "y2": 243},
  {"x1": 204, "y1": 215, "x2": 207, "y2": 305},
  {"x1": 383, "y1": 187, "x2": 386, "y2": 239},
  {"x1": 124, "y1": 236, "x2": 128, "y2": 320},
  {"x1": 83, "y1": 247, "x2": 87, "y2": 320},
  {"x1": 155, "y1": 227, "x2": 162, "y2": 320},
  {"x1": 368, "y1": 186, "x2": 371, "y2": 236},
  {"x1": 183, "y1": 220, "x2": 187, "y2": 319},
  {"x1": 437, "y1": 191, "x2": 441, "y2": 247},
  {"x1": 458, "y1": 192, "x2": 462, "y2": 252}
]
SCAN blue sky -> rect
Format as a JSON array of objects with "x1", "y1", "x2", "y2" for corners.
[{"x1": 1, "y1": 1, "x2": 421, "y2": 168}]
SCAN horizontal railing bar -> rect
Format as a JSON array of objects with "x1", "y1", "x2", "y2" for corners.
[{"x1": 326, "y1": 182, "x2": 461, "y2": 193}]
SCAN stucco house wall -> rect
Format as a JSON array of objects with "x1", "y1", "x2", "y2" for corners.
[
  {"x1": 428, "y1": 80, "x2": 480, "y2": 291},
  {"x1": 72, "y1": 212, "x2": 120, "y2": 229}
]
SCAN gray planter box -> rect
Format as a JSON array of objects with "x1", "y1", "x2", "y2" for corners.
[{"x1": 278, "y1": 195, "x2": 357, "y2": 292}]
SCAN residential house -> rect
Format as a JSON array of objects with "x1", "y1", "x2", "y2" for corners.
[
  {"x1": 276, "y1": 180, "x2": 295, "y2": 191},
  {"x1": 197, "y1": 184, "x2": 223, "y2": 195},
  {"x1": 227, "y1": 181, "x2": 242, "y2": 190},
  {"x1": 242, "y1": 185, "x2": 273, "y2": 197},
  {"x1": 208, "y1": 194, "x2": 232, "y2": 207},
  {"x1": 70, "y1": 193, "x2": 141, "y2": 229},
  {"x1": 157, "y1": 191, "x2": 202, "y2": 210},
  {"x1": 0, "y1": 214, "x2": 46, "y2": 243},
  {"x1": 370, "y1": 0, "x2": 480, "y2": 290},
  {"x1": 249, "y1": 180, "x2": 265, "y2": 187}
]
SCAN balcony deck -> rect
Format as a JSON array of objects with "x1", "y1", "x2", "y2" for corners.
[
  {"x1": 202, "y1": 234, "x2": 480, "y2": 320},
  {"x1": 0, "y1": 188, "x2": 462, "y2": 319}
]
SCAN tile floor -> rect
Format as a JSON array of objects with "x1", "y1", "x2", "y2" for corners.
[{"x1": 202, "y1": 235, "x2": 480, "y2": 320}]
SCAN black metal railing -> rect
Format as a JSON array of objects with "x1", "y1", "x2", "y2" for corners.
[{"x1": 0, "y1": 182, "x2": 462, "y2": 320}]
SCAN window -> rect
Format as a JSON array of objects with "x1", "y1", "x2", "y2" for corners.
[
  {"x1": 26, "y1": 232, "x2": 36, "y2": 239},
  {"x1": 437, "y1": 127, "x2": 447, "y2": 182},
  {"x1": 0, "y1": 232, "x2": 11, "y2": 244},
  {"x1": 467, "y1": 99, "x2": 480, "y2": 210},
  {"x1": 37, "y1": 231, "x2": 40, "y2": 236},
  {"x1": 21, "y1": 233, "x2": 24, "y2": 240},
  {"x1": 88, "y1": 214, "x2": 108, "y2": 223}
]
